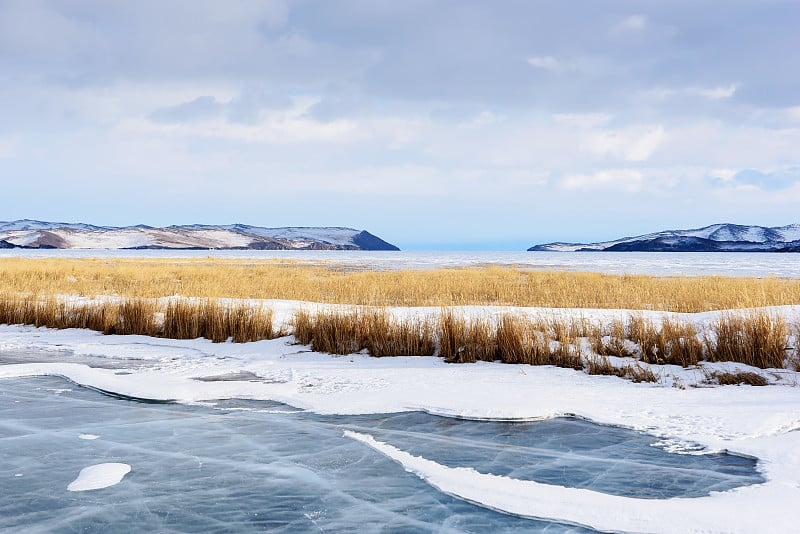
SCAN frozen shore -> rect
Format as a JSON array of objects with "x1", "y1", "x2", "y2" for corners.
[{"x1": 1, "y1": 303, "x2": 800, "y2": 533}]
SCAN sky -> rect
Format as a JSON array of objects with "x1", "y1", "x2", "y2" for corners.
[{"x1": 1, "y1": 1, "x2": 799, "y2": 250}]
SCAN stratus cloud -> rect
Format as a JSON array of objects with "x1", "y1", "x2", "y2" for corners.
[
  {"x1": 552, "y1": 113, "x2": 614, "y2": 128},
  {"x1": 585, "y1": 125, "x2": 666, "y2": 162},
  {"x1": 785, "y1": 106, "x2": 800, "y2": 122},
  {"x1": 527, "y1": 56, "x2": 561, "y2": 71},
  {"x1": 710, "y1": 167, "x2": 800, "y2": 191},
  {"x1": 150, "y1": 96, "x2": 223, "y2": 123},
  {"x1": 647, "y1": 84, "x2": 738, "y2": 100},
  {"x1": 562, "y1": 169, "x2": 643, "y2": 192},
  {"x1": 133, "y1": 94, "x2": 364, "y2": 144},
  {"x1": 711, "y1": 168, "x2": 737, "y2": 183},
  {"x1": 619, "y1": 15, "x2": 647, "y2": 31},
  {"x1": 0, "y1": 136, "x2": 16, "y2": 159},
  {"x1": 525, "y1": 55, "x2": 590, "y2": 75},
  {"x1": 695, "y1": 84, "x2": 738, "y2": 99},
  {"x1": 460, "y1": 111, "x2": 502, "y2": 128},
  {"x1": 294, "y1": 164, "x2": 449, "y2": 195}
]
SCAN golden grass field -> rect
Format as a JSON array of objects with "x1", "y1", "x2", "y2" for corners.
[
  {"x1": 1, "y1": 257, "x2": 800, "y2": 312},
  {"x1": 0, "y1": 258, "x2": 796, "y2": 381}
]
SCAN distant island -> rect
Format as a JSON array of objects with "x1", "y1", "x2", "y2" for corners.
[
  {"x1": 0, "y1": 220, "x2": 400, "y2": 251},
  {"x1": 529, "y1": 223, "x2": 800, "y2": 252}
]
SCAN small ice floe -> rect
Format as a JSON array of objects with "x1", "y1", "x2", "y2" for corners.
[
  {"x1": 651, "y1": 438, "x2": 708, "y2": 455},
  {"x1": 67, "y1": 463, "x2": 131, "y2": 492},
  {"x1": 79, "y1": 433, "x2": 100, "y2": 440}
]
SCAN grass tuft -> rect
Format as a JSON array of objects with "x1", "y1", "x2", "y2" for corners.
[
  {"x1": 116, "y1": 300, "x2": 158, "y2": 336},
  {"x1": 706, "y1": 313, "x2": 787, "y2": 369},
  {"x1": 363, "y1": 310, "x2": 436, "y2": 357},
  {"x1": 705, "y1": 370, "x2": 769, "y2": 386},
  {"x1": 438, "y1": 311, "x2": 497, "y2": 363},
  {"x1": 586, "y1": 355, "x2": 657, "y2": 382}
]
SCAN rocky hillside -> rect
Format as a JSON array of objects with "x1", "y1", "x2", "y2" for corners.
[
  {"x1": 0, "y1": 220, "x2": 400, "y2": 251},
  {"x1": 529, "y1": 223, "x2": 800, "y2": 252}
]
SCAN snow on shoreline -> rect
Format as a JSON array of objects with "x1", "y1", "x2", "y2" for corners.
[
  {"x1": 344, "y1": 430, "x2": 791, "y2": 533},
  {"x1": 2, "y1": 303, "x2": 800, "y2": 533}
]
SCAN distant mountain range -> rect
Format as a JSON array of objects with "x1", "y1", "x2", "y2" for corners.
[
  {"x1": 528, "y1": 223, "x2": 800, "y2": 252},
  {"x1": 0, "y1": 220, "x2": 399, "y2": 251}
]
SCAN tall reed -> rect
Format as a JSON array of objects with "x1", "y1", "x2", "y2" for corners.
[
  {"x1": 439, "y1": 311, "x2": 497, "y2": 363},
  {"x1": 363, "y1": 311, "x2": 436, "y2": 357},
  {"x1": 0, "y1": 292, "x2": 795, "y2": 377},
  {"x1": 706, "y1": 312, "x2": 787, "y2": 369},
  {"x1": 0, "y1": 294, "x2": 281, "y2": 343},
  {"x1": 290, "y1": 308, "x2": 795, "y2": 374}
]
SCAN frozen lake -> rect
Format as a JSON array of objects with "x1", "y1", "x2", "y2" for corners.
[
  {"x1": 1, "y1": 249, "x2": 800, "y2": 277},
  {"x1": 1, "y1": 371, "x2": 764, "y2": 532}
]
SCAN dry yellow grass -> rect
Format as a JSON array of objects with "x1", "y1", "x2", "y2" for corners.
[
  {"x1": 0, "y1": 293, "x2": 794, "y2": 376},
  {"x1": 705, "y1": 312, "x2": 788, "y2": 369},
  {"x1": 1, "y1": 257, "x2": 800, "y2": 312},
  {"x1": 0, "y1": 294, "x2": 282, "y2": 343},
  {"x1": 704, "y1": 370, "x2": 769, "y2": 386},
  {"x1": 292, "y1": 308, "x2": 436, "y2": 356},
  {"x1": 0, "y1": 257, "x2": 796, "y2": 377}
]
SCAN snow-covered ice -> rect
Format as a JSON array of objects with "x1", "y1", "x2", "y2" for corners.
[{"x1": 3, "y1": 249, "x2": 800, "y2": 277}]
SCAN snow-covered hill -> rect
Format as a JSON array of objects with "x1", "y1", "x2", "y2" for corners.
[
  {"x1": 0, "y1": 220, "x2": 399, "y2": 251},
  {"x1": 529, "y1": 223, "x2": 800, "y2": 252}
]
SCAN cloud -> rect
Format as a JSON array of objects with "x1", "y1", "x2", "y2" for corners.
[
  {"x1": 526, "y1": 55, "x2": 589, "y2": 75},
  {"x1": 0, "y1": 136, "x2": 16, "y2": 159},
  {"x1": 695, "y1": 84, "x2": 738, "y2": 99},
  {"x1": 150, "y1": 96, "x2": 223, "y2": 123},
  {"x1": 786, "y1": 106, "x2": 800, "y2": 122},
  {"x1": 710, "y1": 167, "x2": 800, "y2": 191},
  {"x1": 2, "y1": 1, "x2": 800, "y2": 246},
  {"x1": 553, "y1": 113, "x2": 614, "y2": 128},
  {"x1": 227, "y1": 88, "x2": 294, "y2": 124},
  {"x1": 129, "y1": 115, "x2": 357, "y2": 145},
  {"x1": 460, "y1": 111, "x2": 501, "y2": 128},
  {"x1": 585, "y1": 125, "x2": 666, "y2": 162},
  {"x1": 619, "y1": 15, "x2": 647, "y2": 31},
  {"x1": 710, "y1": 168, "x2": 737, "y2": 182},
  {"x1": 527, "y1": 56, "x2": 561, "y2": 71},
  {"x1": 562, "y1": 169, "x2": 643, "y2": 192},
  {"x1": 646, "y1": 84, "x2": 738, "y2": 101}
]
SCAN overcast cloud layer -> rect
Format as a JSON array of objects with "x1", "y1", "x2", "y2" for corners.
[{"x1": 1, "y1": 0, "x2": 799, "y2": 249}]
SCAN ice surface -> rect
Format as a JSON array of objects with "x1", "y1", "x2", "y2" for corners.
[
  {"x1": 2, "y1": 249, "x2": 800, "y2": 277},
  {"x1": 338, "y1": 412, "x2": 763, "y2": 499},
  {"x1": 1, "y1": 377, "x2": 595, "y2": 533},
  {"x1": 0, "y1": 377, "x2": 766, "y2": 532}
]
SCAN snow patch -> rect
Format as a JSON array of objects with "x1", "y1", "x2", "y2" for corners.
[{"x1": 66, "y1": 463, "x2": 131, "y2": 491}]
